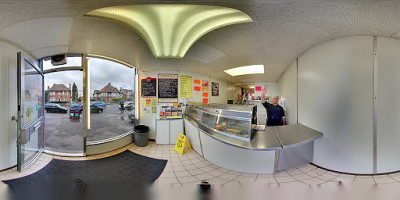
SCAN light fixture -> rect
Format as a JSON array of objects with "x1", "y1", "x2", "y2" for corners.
[
  {"x1": 224, "y1": 65, "x2": 264, "y2": 76},
  {"x1": 86, "y1": 4, "x2": 253, "y2": 58}
]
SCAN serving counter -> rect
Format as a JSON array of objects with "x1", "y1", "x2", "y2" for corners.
[{"x1": 183, "y1": 103, "x2": 323, "y2": 174}]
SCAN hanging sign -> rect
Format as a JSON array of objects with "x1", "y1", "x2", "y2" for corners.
[
  {"x1": 141, "y1": 77, "x2": 157, "y2": 97},
  {"x1": 173, "y1": 134, "x2": 192, "y2": 155},
  {"x1": 179, "y1": 75, "x2": 192, "y2": 98},
  {"x1": 158, "y1": 74, "x2": 178, "y2": 103}
]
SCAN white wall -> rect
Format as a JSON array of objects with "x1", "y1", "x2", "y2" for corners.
[
  {"x1": 253, "y1": 82, "x2": 279, "y2": 97},
  {"x1": 298, "y1": 36, "x2": 374, "y2": 174},
  {"x1": 376, "y1": 37, "x2": 400, "y2": 173},
  {"x1": 0, "y1": 40, "x2": 22, "y2": 170},
  {"x1": 227, "y1": 83, "x2": 241, "y2": 102},
  {"x1": 281, "y1": 61, "x2": 297, "y2": 125},
  {"x1": 279, "y1": 35, "x2": 400, "y2": 174},
  {"x1": 138, "y1": 69, "x2": 229, "y2": 139}
]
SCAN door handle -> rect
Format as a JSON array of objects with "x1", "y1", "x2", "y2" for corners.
[{"x1": 11, "y1": 116, "x2": 18, "y2": 122}]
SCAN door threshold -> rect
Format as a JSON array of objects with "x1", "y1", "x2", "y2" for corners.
[{"x1": 44, "y1": 149, "x2": 85, "y2": 157}]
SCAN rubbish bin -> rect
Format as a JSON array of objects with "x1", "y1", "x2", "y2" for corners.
[{"x1": 133, "y1": 125, "x2": 149, "y2": 147}]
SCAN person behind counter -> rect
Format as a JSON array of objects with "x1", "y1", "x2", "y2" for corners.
[{"x1": 261, "y1": 88, "x2": 286, "y2": 126}]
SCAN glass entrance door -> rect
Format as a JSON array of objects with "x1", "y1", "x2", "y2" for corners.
[{"x1": 17, "y1": 52, "x2": 45, "y2": 172}]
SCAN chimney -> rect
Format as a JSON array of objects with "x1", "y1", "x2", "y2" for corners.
[
  {"x1": 108, "y1": 83, "x2": 111, "y2": 86},
  {"x1": 69, "y1": 83, "x2": 71, "y2": 89},
  {"x1": 47, "y1": 86, "x2": 50, "y2": 90}
]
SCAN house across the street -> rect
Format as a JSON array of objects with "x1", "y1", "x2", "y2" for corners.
[
  {"x1": 93, "y1": 83, "x2": 122, "y2": 102},
  {"x1": 47, "y1": 84, "x2": 71, "y2": 102}
]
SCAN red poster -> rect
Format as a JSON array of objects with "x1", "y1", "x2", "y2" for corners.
[
  {"x1": 255, "y1": 86, "x2": 262, "y2": 91},
  {"x1": 194, "y1": 79, "x2": 201, "y2": 84},
  {"x1": 202, "y1": 92, "x2": 209, "y2": 97},
  {"x1": 202, "y1": 98, "x2": 209, "y2": 104},
  {"x1": 194, "y1": 86, "x2": 201, "y2": 91},
  {"x1": 202, "y1": 80, "x2": 209, "y2": 92}
]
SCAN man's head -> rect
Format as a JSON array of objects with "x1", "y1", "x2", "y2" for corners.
[{"x1": 272, "y1": 95, "x2": 279, "y2": 105}]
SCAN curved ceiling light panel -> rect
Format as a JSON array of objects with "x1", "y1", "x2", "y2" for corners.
[{"x1": 86, "y1": 5, "x2": 253, "y2": 58}]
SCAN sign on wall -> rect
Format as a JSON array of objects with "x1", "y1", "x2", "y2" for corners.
[
  {"x1": 141, "y1": 77, "x2": 157, "y2": 97},
  {"x1": 202, "y1": 80, "x2": 209, "y2": 92},
  {"x1": 158, "y1": 74, "x2": 178, "y2": 103},
  {"x1": 212, "y1": 82, "x2": 219, "y2": 96},
  {"x1": 179, "y1": 75, "x2": 192, "y2": 98}
]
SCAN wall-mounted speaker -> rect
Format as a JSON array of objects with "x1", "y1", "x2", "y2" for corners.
[{"x1": 51, "y1": 54, "x2": 67, "y2": 66}]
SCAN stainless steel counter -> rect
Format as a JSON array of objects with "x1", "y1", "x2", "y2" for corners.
[
  {"x1": 201, "y1": 125, "x2": 282, "y2": 150},
  {"x1": 184, "y1": 114, "x2": 322, "y2": 151},
  {"x1": 275, "y1": 124, "x2": 323, "y2": 148}
]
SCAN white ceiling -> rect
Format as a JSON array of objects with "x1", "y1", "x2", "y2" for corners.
[{"x1": 1, "y1": 0, "x2": 400, "y2": 83}]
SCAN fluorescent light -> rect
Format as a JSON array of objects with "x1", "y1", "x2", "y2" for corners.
[
  {"x1": 249, "y1": 86, "x2": 255, "y2": 89},
  {"x1": 86, "y1": 5, "x2": 253, "y2": 58},
  {"x1": 224, "y1": 65, "x2": 264, "y2": 76}
]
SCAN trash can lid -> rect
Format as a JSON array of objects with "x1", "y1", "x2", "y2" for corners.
[{"x1": 134, "y1": 125, "x2": 149, "y2": 133}]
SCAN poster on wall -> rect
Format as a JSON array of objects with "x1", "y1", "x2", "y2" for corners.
[
  {"x1": 194, "y1": 79, "x2": 201, "y2": 85},
  {"x1": 202, "y1": 80, "x2": 209, "y2": 92},
  {"x1": 212, "y1": 82, "x2": 219, "y2": 96},
  {"x1": 179, "y1": 75, "x2": 192, "y2": 98},
  {"x1": 141, "y1": 77, "x2": 157, "y2": 97},
  {"x1": 158, "y1": 74, "x2": 178, "y2": 103},
  {"x1": 145, "y1": 98, "x2": 151, "y2": 106}
]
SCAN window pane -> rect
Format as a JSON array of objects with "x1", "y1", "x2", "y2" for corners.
[{"x1": 88, "y1": 57, "x2": 136, "y2": 142}]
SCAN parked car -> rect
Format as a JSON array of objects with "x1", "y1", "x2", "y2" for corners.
[
  {"x1": 70, "y1": 104, "x2": 83, "y2": 114},
  {"x1": 124, "y1": 101, "x2": 134, "y2": 110},
  {"x1": 45, "y1": 103, "x2": 68, "y2": 113},
  {"x1": 92, "y1": 101, "x2": 106, "y2": 107},
  {"x1": 90, "y1": 104, "x2": 103, "y2": 113},
  {"x1": 69, "y1": 104, "x2": 103, "y2": 113}
]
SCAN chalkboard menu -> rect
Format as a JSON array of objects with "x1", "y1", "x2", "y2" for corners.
[
  {"x1": 158, "y1": 74, "x2": 178, "y2": 103},
  {"x1": 141, "y1": 77, "x2": 157, "y2": 97}
]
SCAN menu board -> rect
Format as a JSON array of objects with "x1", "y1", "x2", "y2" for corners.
[
  {"x1": 179, "y1": 75, "x2": 192, "y2": 98},
  {"x1": 141, "y1": 77, "x2": 156, "y2": 97},
  {"x1": 158, "y1": 74, "x2": 178, "y2": 103}
]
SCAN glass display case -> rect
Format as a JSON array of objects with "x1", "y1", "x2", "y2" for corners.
[{"x1": 184, "y1": 103, "x2": 255, "y2": 141}]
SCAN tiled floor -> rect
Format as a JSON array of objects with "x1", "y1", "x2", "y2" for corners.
[{"x1": 2, "y1": 141, "x2": 400, "y2": 199}]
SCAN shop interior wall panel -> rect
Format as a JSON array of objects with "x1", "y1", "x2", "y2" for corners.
[
  {"x1": 376, "y1": 37, "x2": 400, "y2": 173},
  {"x1": 183, "y1": 118, "x2": 203, "y2": 156},
  {"x1": 281, "y1": 61, "x2": 298, "y2": 125},
  {"x1": 155, "y1": 119, "x2": 170, "y2": 144},
  {"x1": 169, "y1": 119, "x2": 183, "y2": 144},
  {"x1": 0, "y1": 41, "x2": 21, "y2": 170},
  {"x1": 278, "y1": 142, "x2": 313, "y2": 171},
  {"x1": 199, "y1": 130, "x2": 276, "y2": 174},
  {"x1": 298, "y1": 36, "x2": 374, "y2": 174}
]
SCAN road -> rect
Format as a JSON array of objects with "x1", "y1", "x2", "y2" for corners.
[{"x1": 44, "y1": 104, "x2": 135, "y2": 153}]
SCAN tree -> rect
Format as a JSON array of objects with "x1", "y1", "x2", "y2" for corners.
[{"x1": 72, "y1": 82, "x2": 78, "y2": 102}]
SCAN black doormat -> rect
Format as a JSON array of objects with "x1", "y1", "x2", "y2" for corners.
[{"x1": 3, "y1": 150, "x2": 167, "y2": 200}]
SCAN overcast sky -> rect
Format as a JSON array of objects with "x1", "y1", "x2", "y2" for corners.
[{"x1": 44, "y1": 57, "x2": 135, "y2": 96}]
